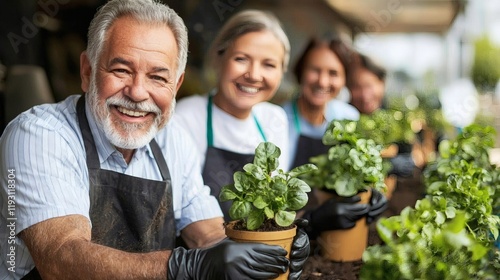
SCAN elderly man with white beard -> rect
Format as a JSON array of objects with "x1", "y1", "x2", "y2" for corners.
[{"x1": 0, "y1": 1, "x2": 301, "y2": 279}]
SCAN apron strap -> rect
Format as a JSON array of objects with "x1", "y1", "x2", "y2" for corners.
[
  {"x1": 149, "y1": 139, "x2": 171, "y2": 181},
  {"x1": 253, "y1": 114, "x2": 267, "y2": 142},
  {"x1": 292, "y1": 98, "x2": 301, "y2": 134},
  {"x1": 207, "y1": 94, "x2": 215, "y2": 147},
  {"x1": 77, "y1": 94, "x2": 100, "y2": 169}
]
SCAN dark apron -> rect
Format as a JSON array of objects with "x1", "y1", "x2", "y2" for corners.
[
  {"x1": 290, "y1": 100, "x2": 330, "y2": 209},
  {"x1": 201, "y1": 95, "x2": 266, "y2": 222},
  {"x1": 22, "y1": 94, "x2": 175, "y2": 279}
]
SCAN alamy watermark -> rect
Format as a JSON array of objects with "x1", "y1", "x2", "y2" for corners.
[{"x1": 6, "y1": 169, "x2": 17, "y2": 273}]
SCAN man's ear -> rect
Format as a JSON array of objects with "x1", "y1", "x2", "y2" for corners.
[
  {"x1": 175, "y1": 72, "x2": 185, "y2": 93},
  {"x1": 80, "y1": 51, "x2": 92, "y2": 92}
]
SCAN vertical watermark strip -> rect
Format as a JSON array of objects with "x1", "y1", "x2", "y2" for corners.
[{"x1": 6, "y1": 169, "x2": 17, "y2": 273}]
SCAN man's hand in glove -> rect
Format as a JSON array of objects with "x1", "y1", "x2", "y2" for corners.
[
  {"x1": 302, "y1": 195, "x2": 369, "y2": 239},
  {"x1": 367, "y1": 188, "x2": 388, "y2": 224},
  {"x1": 167, "y1": 238, "x2": 289, "y2": 280},
  {"x1": 289, "y1": 219, "x2": 310, "y2": 280}
]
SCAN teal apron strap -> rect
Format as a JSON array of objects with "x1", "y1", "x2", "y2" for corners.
[
  {"x1": 252, "y1": 114, "x2": 267, "y2": 142},
  {"x1": 207, "y1": 94, "x2": 267, "y2": 144},
  {"x1": 292, "y1": 98, "x2": 301, "y2": 134},
  {"x1": 207, "y1": 95, "x2": 214, "y2": 147}
]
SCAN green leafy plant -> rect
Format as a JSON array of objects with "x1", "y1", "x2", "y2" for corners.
[
  {"x1": 357, "y1": 109, "x2": 416, "y2": 146},
  {"x1": 471, "y1": 36, "x2": 500, "y2": 92},
  {"x1": 302, "y1": 120, "x2": 387, "y2": 197},
  {"x1": 361, "y1": 205, "x2": 494, "y2": 279},
  {"x1": 219, "y1": 142, "x2": 317, "y2": 230},
  {"x1": 361, "y1": 124, "x2": 500, "y2": 279}
]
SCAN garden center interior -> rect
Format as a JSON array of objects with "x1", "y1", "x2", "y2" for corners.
[{"x1": 1, "y1": 1, "x2": 499, "y2": 279}]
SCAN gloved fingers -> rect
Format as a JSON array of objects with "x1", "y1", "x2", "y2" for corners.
[
  {"x1": 249, "y1": 244, "x2": 289, "y2": 271},
  {"x1": 289, "y1": 234, "x2": 309, "y2": 279},
  {"x1": 235, "y1": 264, "x2": 283, "y2": 280},
  {"x1": 251, "y1": 243, "x2": 288, "y2": 257},
  {"x1": 370, "y1": 188, "x2": 384, "y2": 203},
  {"x1": 288, "y1": 270, "x2": 303, "y2": 280},
  {"x1": 246, "y1": 254, "x2": 289, "y2": 276},
  {"x1": 335, "y1": 218, "x2": 357, "y2": 229},
  {"x1": 345, "y1": 203, "x2": 370, "y2": 216},
  {"x1": 293, "y1": 218, "x2": 309, "y2": 228},
  {"x1": 369, "y1": 191, "x2": 388, "y2": 215},
  {"x1": 336, "y1": 194, "x2": 362, "y2": 204},
  {"x1": 367, "y1": 197, "x2": 388, "y2": 224},
  {"x1": 290, "y1": 229, "x2": 310, "y2": 258},
  {"x1": 368, "y1": 204, "x2": 388, "y2": 219}
]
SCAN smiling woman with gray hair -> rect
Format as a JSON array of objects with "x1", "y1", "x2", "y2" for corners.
[{"x1": 174, "y1": 9, "x2": 310, "y2": 280}]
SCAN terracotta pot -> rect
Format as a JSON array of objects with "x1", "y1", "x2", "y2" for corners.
[
  {"x1": 384, "y1": 174, "x2": 398, "y2": 200},
  {"x1": 421, "y1": 128, "x2": 437, "y2": 163},
  {"x1": 225, "y1": 221, "x2": 297, "y2": 280},
  {"x1": 315, "y1": 189, "x2": 372, "y2": 262}
]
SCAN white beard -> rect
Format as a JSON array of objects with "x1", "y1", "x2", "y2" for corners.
[{"x1": 86, "y1": 79, "x2": 175, "y2": 150}]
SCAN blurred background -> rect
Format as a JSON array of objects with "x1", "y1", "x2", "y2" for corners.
[{"x1": 1, "y1": 0, "x2": 499, "y2": 147}]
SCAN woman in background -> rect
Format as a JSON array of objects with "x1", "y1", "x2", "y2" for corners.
[
  {"x1": 174, "y1": 9, "x2": 290, "y2": 222},
  {"x1": 347, "y1": 53, "x2": 425, "y2": 177},
  {"x1": 282, "y1": 37, "x2": 359, "y2": 170},
  {"x1": 281, "y1": 37, "x2": 387, "y2": 239}
]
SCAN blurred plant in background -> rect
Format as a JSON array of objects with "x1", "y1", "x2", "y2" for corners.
[{"x1": 471, "y1": 36, "x2": 500, "y2": 94}]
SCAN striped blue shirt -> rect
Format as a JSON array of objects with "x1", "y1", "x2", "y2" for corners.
[{"x1": 0, "y1": 94, "x2": 223, "y2": 279}]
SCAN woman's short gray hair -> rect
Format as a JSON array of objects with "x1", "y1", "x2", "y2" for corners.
[
  {"x1": 86, "y1": 0, "x2": 188, "y2": 80},
  {"x1": 207, "y1": 9, "x2": 290, "y2": 72}
]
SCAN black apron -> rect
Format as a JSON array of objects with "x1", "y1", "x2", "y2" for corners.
[
  {"x1": 290, "y1": 100, "x2": 330, "y2": 209},
  {"x1": 22, "y1": 94, "x2": 175, "y2": 279},
  {"x1": 201, "y1": 95, "x2": 266, "y2": 222}
]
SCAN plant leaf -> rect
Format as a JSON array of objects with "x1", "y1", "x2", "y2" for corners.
[
  {"x1": 253, "y1": 196, "x2": 268, "y2": 209},
  {"x1": 287, "y1": 190, "x2": 308, "y2": 210},
  {"x1": 247, "y1": 209, "x2": 265, "y2": 230},
  {"x1": 243, "y1": 163, "x2": 266, "y2": 181},
  {"x1": 264, "y1": 207, "x2": 274, "y2": 219},
  {"x1": 219, "y1": 185, "x2": 238, "y2": 202},
  {"x1": 288, "y1": 163, "x2": 318, "y2": 177},
  {"x1": 229, "y1": 201, "x2": 251, "y2": 220},
  {"x1": 275, "y1": 210, "x2": 295, "y2": 227},
  {"x1": 287, "y1": 178, "x2": 312, "y2": 192},
  {"x1": 253, "y1": 142, "x2": 280, "y2": 173}
]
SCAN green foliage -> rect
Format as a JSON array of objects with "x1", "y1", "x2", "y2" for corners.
[
  {"x1": 302, "y1": 120, "x2": 387, "y2": 197},
  {"x1": 219, "y1": 142, "x2": 317, "y2": 230},
  {"x1": 357, "y1": 109, "x2": 416, "y2": 146},
  {"x1": 471, "y1": 36, "x2": 500, "y2": 92},
  {"x1": 426, "y1": 125, "x2": 500, "y2": 271},
  {"x1": 386, "y1": 91, "x2": 453, "y2": 140},
  {"x1": 361, "y1": 207, "x2": 494, "y2": 280},
  {"x1": 361, "y1": 124, "x2": 500, "y2": 279}
]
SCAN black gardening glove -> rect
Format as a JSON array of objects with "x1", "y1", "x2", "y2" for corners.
[
  {"x1": 288, "y1": 219, "x2": 310, "y2": 280},
  {"x1": 167, "y1": 238, "x2": 288, "y2": 280},
  {"x1": 302, "y1": 195, "x2": 370, "y2": 239},
  {"x1": 389, "y1": 153, "x2": 416, "y2": 177},
  {"x1": 367, "y1": 188, "x2": 388, "y2": 224}
]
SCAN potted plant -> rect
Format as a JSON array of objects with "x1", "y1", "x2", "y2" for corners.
[
  {"x1": 361, "y1": 124, "x2": 500, "y2": 279},
  {"x1": 357, "y1": 108, "x2": 422, "y2": 198},
  {"x1": 219, "y1": 141, "x2": 317, "y2": 279},
  {"x1": 302, "y1": 120, "x2": 387, "y2": 262}
]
